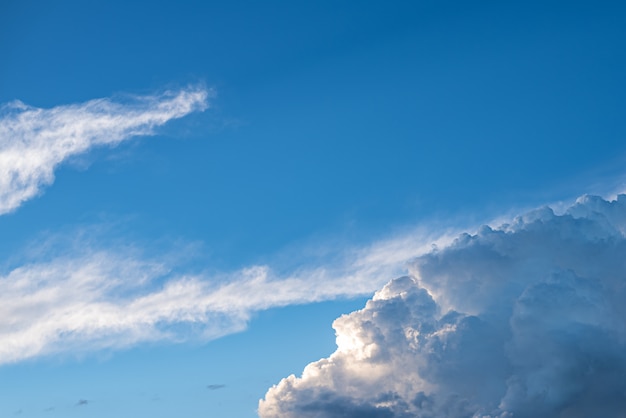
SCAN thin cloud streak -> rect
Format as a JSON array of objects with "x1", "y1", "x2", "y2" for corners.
[
  {"x1": 0, "y1": 226, "x2": 455, "y2": 365},
  {"x1": 0, "y1": 86, "x2": 462, "y2": 365},
  {"x1": 0, "y1": 87, "x2": 210, "y2": 214}
]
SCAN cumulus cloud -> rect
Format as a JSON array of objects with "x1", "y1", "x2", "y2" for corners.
[
  {"x1": 0, "y1": 226, "x2": 453, "y2": 364},
  {"x1": 0, "y1": 87, "x2": 209, "y2": 214},
  {"x1": 259, "y1": 194, "x2": 626, "y2": 418}
]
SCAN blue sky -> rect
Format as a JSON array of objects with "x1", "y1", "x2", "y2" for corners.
[{"x1": 1, "y1": 1, "x2": 626, "y2": 417}]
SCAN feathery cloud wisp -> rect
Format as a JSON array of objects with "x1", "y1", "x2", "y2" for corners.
[
  {"x1": 0, "y1": 85, "x2": 457, "y2": 364},
  {"x1": 0, "y1": 226, "x2": 453, "y2": 365},
  {"x1": 259, "y1": 195, "x2": 626, "y2": 418},
  {"x1": 0, "y1": 87, "x2": 209, "y2": 214}
]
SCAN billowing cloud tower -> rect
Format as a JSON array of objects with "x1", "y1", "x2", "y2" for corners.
[{"x1": 260, "y1": 195, "x2": 626, "y2": 417}]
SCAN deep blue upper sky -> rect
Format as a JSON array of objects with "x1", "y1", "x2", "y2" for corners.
[
  {"x1": 2, "y1": 0, "x2": 625, "y2": 267},
  {"x1": 1, "y1": 1, "x2": 625, "y2": 417}
]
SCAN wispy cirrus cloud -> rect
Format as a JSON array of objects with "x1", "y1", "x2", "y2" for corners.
[
  {"x1": 0, "y1": 85, "x2": 458, "y2": 365},
  {"x1": 0, "y1": 87, "x2": 210, "y2": 215},
  {"x1": 0, "y1": 226, "x2": 454, "y2": 365}
]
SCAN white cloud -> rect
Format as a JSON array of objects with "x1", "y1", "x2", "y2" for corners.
[
  {"x1": 0, "y1": 225, "x2": 454, "y2": 365},
  {"x1": 0, "y1": 87, "x2": 209, "y2": 214},
  {"x1": 259, "y1": 195, "x2": 626, "y2": 418},
  {"x1": 0, "y1": 86, "x2": 463, "y2": 365}
]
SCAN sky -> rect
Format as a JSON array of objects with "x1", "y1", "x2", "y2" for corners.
[{"x1": 1, "y1": 1, "x2": 626, "y2": 417}]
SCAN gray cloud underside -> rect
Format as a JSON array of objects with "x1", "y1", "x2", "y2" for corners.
[
  {"x1": 259, "y1": 195, "x2": 626, "y2": 418},
  {"x1": 0, "y1": 87, "x2": 209, "y2": 214}
]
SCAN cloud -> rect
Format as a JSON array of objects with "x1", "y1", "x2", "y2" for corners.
[
  {"x1": 0, "y1": 87, "x2": 209, "y2": 215},
  {"x1": 0, "y1": 225, "x2": 454, "y2": 365},
  {"x1": 0, "y1": 84, "x2": 460, "y2": 366},
  {"x1": 259, "y1": 195, "x2": 626, "y2": 418}
]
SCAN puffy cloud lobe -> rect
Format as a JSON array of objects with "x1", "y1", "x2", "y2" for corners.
[
  {"x1": 259, "y1": 195, "x2": 626, "y2": 418},
  {"x1": 0, "y1": 87, "x2": 209, "y2": 214}
]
